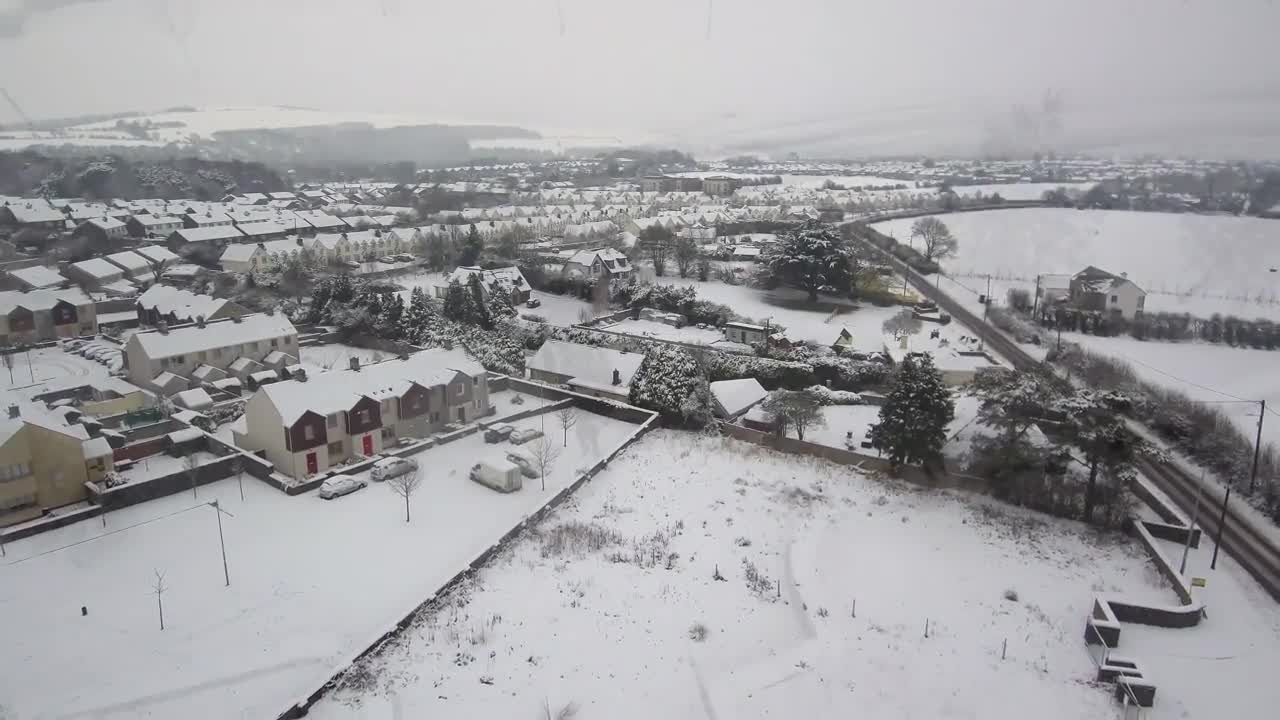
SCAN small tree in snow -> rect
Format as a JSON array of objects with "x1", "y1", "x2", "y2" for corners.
[
  {"x1": 386, "y1": 466, "x2": 422, "y2": 523},
  {"x1": 628, "y1": 344, "x2": 714, "y2": 428},
  {"x1": 870, "y1": 353, "x2": 955, "y2": 470},
  {"x1": 760, "y1": 389, "x2": 826, "y2": 441},
  {"x1": 183, "y1": 452, "x2": 200, "y2": 500},
  {"x1": 152, "y1": 570, "x2": 168, "y2": 631},
  {"x1": 529, "y1": 434, "x2": 562, "y2": 492},
  {"x1": 674, "y1": 236, "x2": 699, "y2": 278},
  {"x1": 910, "y1": 217, "x2": 958, "y2": 262},
  {"x1": 881, "y1": 308, "x2": 922, "y2": 340},
  {"x1": 556, "y1": 406, "x2": 579, "y2": 447}
]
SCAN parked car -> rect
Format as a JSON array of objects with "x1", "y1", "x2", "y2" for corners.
[
  {"x1": 469, "y1": 459, "x2": 523, "y2": 493},
  {"x1": 64, "y1": 339, "x2": 87, "y2": 351},
  {"x1": 378, "y1": 256, "x2": 397, "y2": 264},
  {"x1": 509, "y1": 428, "x2": 544, "y2": 445},
  {"x1": 370, "y1": 456, "x2": 418, "y2": 482},
  {"x1": 318, "y1": 474, "x2": 367, "y2": 499},
  {"x1": 394, "y1": 254, "x2": 415, "y2": 262},
  {"x1": 341, "y1": 260, "x2": 360, "y2": 269},
  {"x1": 525, "y1": 298, "x2": 542, "y2": 308},
  {"x1": 505, "y1": 450, "x2": 540, "y2": 478},
  {"x1": 483, "y1": 424, "x2": 515, "y2": 443}
]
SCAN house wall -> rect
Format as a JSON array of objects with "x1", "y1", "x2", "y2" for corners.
[
  {"x1": 529, "y1": 368, "x2": 573, "y2": 386},
  {"x1": 1109, "y1": 281, "x2": 1145, "y2": 319},
  {"x1": 0, "y1": 426, "x2": 39, "y2": 527},
  {"x1": 125, "y1": 325, "x2": 299, "y2": 387},
  {"x1": 80, "y1": 391, "x2": 145, "y2": 417},
  {"x1": 25, "y1": 423, "x2": 90, "y2": 509}
]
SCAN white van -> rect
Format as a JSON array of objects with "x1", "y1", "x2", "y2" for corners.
[{"x1": 469, "y1": 459, "x2": 523, "y2": 493}]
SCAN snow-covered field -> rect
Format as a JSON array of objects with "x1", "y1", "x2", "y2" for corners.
[
  {"x1": 873, "y1": 209, "x2": 1280, "y2": 321},
  {"x1": 307, "y1": 431, "x2": 1169, "y2": 720},
  {"x1": 0, "y1": 411, "x2": 638, "y2": 719}
]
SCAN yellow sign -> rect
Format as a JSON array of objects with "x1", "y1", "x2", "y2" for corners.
[{"x1": 1191, "y1": 577, "x2": 1207, "y2": 588}]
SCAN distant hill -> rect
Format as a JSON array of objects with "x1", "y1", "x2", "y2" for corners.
[{"x1": 0, "y1": 150, "x2": 288, "y2": 200}]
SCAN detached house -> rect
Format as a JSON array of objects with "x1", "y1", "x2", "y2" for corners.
[
  {"x1": 1069, "y1": 266, "x2": 1147, "y2": 320},
  {"x1": 433, "y1": 265, "x2": 531, "y2": 304},
  {"x1": 237, "y1": 349, "x2": 489, "y2": 479},
  {"x1": 561, "y1": 248, "x2": 634, "y2": 282}
]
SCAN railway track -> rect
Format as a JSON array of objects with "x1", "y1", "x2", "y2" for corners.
[{"x1": 847, "y1": 221, "x2": 1280, "y2": 603}]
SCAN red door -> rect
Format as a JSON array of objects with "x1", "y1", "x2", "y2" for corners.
[
  {"x1": 305, "y1": 452, "x2": 318, "y2": 475},
  {"x1": 362, "y1": 434, "x2": 374, "y2": 456}
]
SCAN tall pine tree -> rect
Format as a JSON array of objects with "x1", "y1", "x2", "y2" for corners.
[
  {"x1": 628, "y1": 344, "x2": 714, "y2": 428},
  {"x1": 460, "y1": 224, "x2": 484, "y2": 266},
  {"x1": 870, "y1": 353, "x2": 955, "y2": 470}
]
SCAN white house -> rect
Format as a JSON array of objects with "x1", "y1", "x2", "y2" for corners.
[
  {"x1": 526, "y1": 340, "x2": 642, "y2": 400},
  {"x1": 560, "y1": 248, "x2": 634, "y2": 282},
  {"x1": 433, "y1": 265, "x2": 531, "y2": 304}
]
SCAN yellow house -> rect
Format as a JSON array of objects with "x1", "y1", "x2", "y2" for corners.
[{"x1": 0, "y1": 408, "x2": 113, "y2": 528}]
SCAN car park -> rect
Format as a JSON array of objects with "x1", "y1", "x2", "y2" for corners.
[
  {"x1": 318, "y1": 474, "x2": 367, "y2": 499},
  {"x1": 370, "y1": 456, "x2": 418, "y2": 481},
  {"x1": 483, "y1": 424, "x2": 515, "y2": 443},
  {"x1": 509, "y1": 428, "x2": 544, "y2": 445}
]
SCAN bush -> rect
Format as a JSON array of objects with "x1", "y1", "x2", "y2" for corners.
[{"x1": 1006, "y1": 288, "x2": 1032, "y2": 313}]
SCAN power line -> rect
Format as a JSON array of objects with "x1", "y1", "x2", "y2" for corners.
[{"x1": 2, "y1": 502, "x2": 210, "y2": 567}]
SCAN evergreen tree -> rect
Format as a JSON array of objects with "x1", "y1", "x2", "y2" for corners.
[
  {"x1": 1053, "y1": 390, "x2": 1151, "y2": 526},
  {"x1": 467, "y1": 274, "x2": 493, "y2": 329},
  {"x1": 486, "y1": 282, "x2": 518, "y2": 323},
  {"x1": 767, "y1": 220, "x2": 854, "y2": 302},
  {"x1": 376, "y1": 293, "x2": 405, "y2": 339},
  {"x1": 401, "y1": 287, "x2": 433, "y2": 344},
  {"x1": 870, "y1": 353, "x2": 955, "y2": 470},
  {"x1": 442, "y1": 278, "x2": 472, "y2": 323},
  {"x1": 426, "y1": 233, "x2": 449, "y2": 270},
  {"x1": 460, "y1": 224, "x2": 484, "y2": 266},
  {"x1": 628, "y1": 344, "x2": 714, "y2": 428}
]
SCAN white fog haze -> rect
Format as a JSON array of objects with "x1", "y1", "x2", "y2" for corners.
[{"x1": 2, "y1": 0, "x2": 1279, "y2": 156}]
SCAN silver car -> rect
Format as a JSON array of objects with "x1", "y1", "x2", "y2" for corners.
[{"x1": 318, "y1": 474, "x2": 367, "y2": 499}]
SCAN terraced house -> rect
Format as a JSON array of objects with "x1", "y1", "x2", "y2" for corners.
[
  {"x1": 122, "y1": 313, "x2": 298, "y2": 392},
  {"x1": 0, "y1": 288, "x2": 97, "y2": 344},
  {"x1": 236, "y1": 349, "x2": 489, "y2": 479}
]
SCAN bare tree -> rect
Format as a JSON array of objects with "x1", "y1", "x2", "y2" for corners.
[
  {"x1": 183, "y1": 452, "x2": 200, "y2": 500},
  {"x1": 909, "y1": 217, "x2": 958, "y2": 262},
  {"x1": 556, "y1": 406, "x2": 579, "y2": 447},
  {"x1": 674, "y1": 236, "x2": 699, "y2": 278},
  {"x1": 760, "y1": 390, "x2": 826, "y2": 441},
  {"x1": 1, "y1": 348, "x2": 13, "y2": 384},
  {"x1": 529, "y1": 435, "x2": 562, "y2": 492},
  {"x1": 386, "y1": 466, "x2": 422, "y2": 523},
  {"x1": 152, "y1": 570, "x2": 168, "y2": 630},
  {"x1": 882, "y1": 308, "x2": 923, "y2": 340}
]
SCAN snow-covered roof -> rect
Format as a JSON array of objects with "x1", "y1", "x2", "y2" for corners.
[
  {"x1": 152, "y1": 371, "x2": 186, "y2": 390},
  {"x1": 69, "y1": 257, "x2": 124, "y2": 280},
  {"x1": 565, "y1": 247, "x2": 631, "y2": 272},
  {"x1": 131, "y1": 214, "x2": 182, "y2": 228},
  {"x1": 167, "y1": 427, "x2": 204, "y2": 444},
  {"x1": 527, "y1": 340, "x2": 642, "y2": 388},
  {"x1": 81, "y1": 435, "x2": 112, "y2": 460},
  {"x1": 219, "y1": 244, "x2": 261, "y2": 262},
  {"x1": 104, "y1": 250, "x2": 151, "y2": 274},
  {"x1": 171, "y1": 226, "x2": 245, "y2": 243},
  {"x1": 259, "y1": 348, "x2": 484, "y2": 424},
  {"x1": 131, "y1": 314, "x2": 295, "y2": 361},
  {"x1": 236, "y1": 220, "x2": 291, "y2": 237},
  {"x1": 5, "y1": 202, "x2": 65, "y2": 224},
  {"x1": 294, "y1": 210, "x2": 345, "y2": 228},
  {"x1": 8, "y1": 265, "x2": 65, "y2": 289},
  {"x1": 132, "y1": 244, "x2": 179, "y2": 264},
  {"x1": 710, "y1": 378, "x2": 768, "y2": 418},
  {"x1": 441, "y1": 265, "x2": 529, "y2": 293},
  {"x1": 136, "y1": 285, "x2": 229, "y2": 322}
]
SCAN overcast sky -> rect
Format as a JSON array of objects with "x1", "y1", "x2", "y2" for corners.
[{"x1": 2, "y1": 0, "x2": 1279, "y2": 156}]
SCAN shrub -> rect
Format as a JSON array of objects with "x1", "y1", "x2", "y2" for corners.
[{"x1": 688, "y1": 623, "x2": 709, "y2": 642}]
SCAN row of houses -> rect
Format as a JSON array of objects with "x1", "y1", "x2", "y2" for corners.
[{"x1": 216, "y1": 229, "x2": 410, "y2": 272}]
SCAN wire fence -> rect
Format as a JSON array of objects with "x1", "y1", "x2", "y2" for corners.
[{"x1": 1084, "y1": 621, "x2": 1148, "y2": 720}]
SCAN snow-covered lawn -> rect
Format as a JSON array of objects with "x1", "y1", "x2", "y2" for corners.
[
  {"x1": 116, "y1": 450, "x2": 222, "y2": 484},
  {"x1": 0, "y1": 411, "x2": 639, "y2": 720},
  {"x1": 0, "y1": 345, "x2": 113, "y2": 398},
  {"x1": 803, "y1": 404, "x2": 881, "y2": 450},
  {"x1": 1066, "y1": 333, "x2": 1280, "y2": 450},
  {"x1": 298, "y1": 343, "x2": 391, "y2": 373},
  {"x1": 599, "y1": 317, "x2": 733, "y2": 347},
  {"x1": 524, "y1": 290, "x2": 596, "y2": 326},
  {"x1": 307, "y1": 431, "x2": 1169, "y2": 720},
  {"x1": 873, "y1": 209, "x2": 1280, "y2": 321}
]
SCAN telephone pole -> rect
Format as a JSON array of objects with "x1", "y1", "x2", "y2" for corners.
[{"x1": 1249, "y1": 399, "x2": 1265, "y2": 494}]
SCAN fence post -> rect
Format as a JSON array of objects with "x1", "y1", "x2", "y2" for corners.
[
  {"x1": 924, "y1": 618, "x2": 929, "y2": 638},
  {"x1": 851, "y1": 598, "x2": 856, "y2": 618},
  {"x1": 1001, "y1": 638, "x2": 1007, "y2": 660}
]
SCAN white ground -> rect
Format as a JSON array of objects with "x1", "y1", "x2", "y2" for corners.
[
  {"x1": 873, "y1": 209, "x2": 1280, "y2": 321},
  {"x1": 117, "y1": 450, "x2": 222, "y2": 484},
  {"x1": 0, "y1": 345, "x2": 115, "y2": 399},
  {"x1": 0, "y1": 410, "x2": 638, "y2": 720},
  {"x1": 298, "y1": 343, "x2": 391, "y2": 374},
  {"x1": 599, "y1": 318, "x2": 733, "y2": 347},
  {"x1": 306, "y1": 431, "x2": 1169, "y2": 720}
]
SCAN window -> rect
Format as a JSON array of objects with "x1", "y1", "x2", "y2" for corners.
[
  {"x1": 1138, "y1": 296, "x2": 1146, "y2": 308},
  {"x1": 160, "y1": 358, "x2": 169, "y2": 369},
  {"x1": 455, "y1": 383, "x2": 464, "y2": 396},
  {"x1": 327, "y1": 441, "x2": 343, "y2": 456},
  {"x1": 381, "y1": 426, "x2": 396, "y2": 440},
  {"x1": 303, "y1": 425, "x2": 315, "y2": 441},
  {"x1": 430, "y1": 411, "x2": 440, "y2": 423},
  {"x1": 0, "y1": 493, "x2": 36, "y2": 511},
  {"x1": 327, "y1": 413, "x2": 339, "y2": 429},
  {"x1": 1110, "y1": 295, "x2": 1119, "y2": 303},
  {"x1": 198, "y1": 351, "x2": 207, "y2": 362},
  {"x1": 357, "y1": 409, "x2": 370, "y2": 424},
  {"x1": 382, "y1": 399, "x2": 395, "y2": 416},
  {"x1": 0, "y1": 462, "x2": 31, "y2": 482},
  {"x1": 271, "y1": 338, "x2": 278, "y2": 348}
]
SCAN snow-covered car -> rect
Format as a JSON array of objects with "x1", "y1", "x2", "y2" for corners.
[
  {"x1": 394, "y1": 254, "x2": 415, "y2": 262},
  {"x1": 318, "y1": 474, "x2": 367, "y2": 499},
  {"x1": 508, "y1": 428, "x2": 544, "y2": 445},
  {"x1": 505, "y1": 450, "x2": 540, "y2": 478},
  {"x1": 483, "y1": 424, "x2": 514, "y2": 443},
  {"x1": 525, "y1": 298, "x2": 542, "y2": 309},
  {"x1": 341, "y1": 260, "x2": 360, "y2": 269},
  {"x1": 378, "y1": 256, "x2": 397, "y2": 264},
  {"x1": 64, "y1": 339, "x2": 87, "y2": 351},
  {"x1": 86, "y1": 347, "x2": 114, "y2": 360},
  {"x1": 370, "y1": 456, "x2": 417, "y2": 482}
]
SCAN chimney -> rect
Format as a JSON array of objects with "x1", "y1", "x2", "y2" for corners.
[
  {"x1": 257, "y1": 242, "x2": 266, "y2": 249},
  {"x1": 294, "y1": 368, "x2": 308, "y2": 382},
  {"x1": 231, "y1": 315, "x2": 242, "y2": 323},
  {"x1": 349, "y1": 357, "x2": 361, "y2": 371},
  {"x1": 7, "y1": 404, "x2": 19, "y2": 419},
  {"x1": 296, "y1": 236, "x2": 304, "y2": 246},
  {"x1": 157, "y1": 321, "x2": 168, "y2": 335},
  {"x1": 612, "y1": 368, "x2": 621, "y2": 386},
  {"x1": 196, "y1": 315, "x2": 206, "y2": 328}
]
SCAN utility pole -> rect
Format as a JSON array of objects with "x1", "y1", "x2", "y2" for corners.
[
  {"x1": 1180, "y1": 472, "x2": 1203, "y2": 575},
  {"x1": 1032, "y1": 274, "x2": 1042, "y2": 319},
  {"x1": 1249, "y1": 399, "x2": 1265, "y2": 494},
  {"x1": 211, "y1": 500, "x2": 231, "y2": 587},
  {"x1": 980, "y1": 274, "x2": 991, "y2": 351}
]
